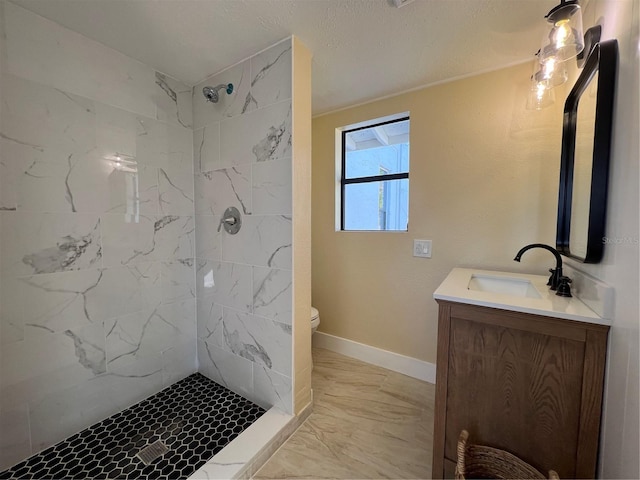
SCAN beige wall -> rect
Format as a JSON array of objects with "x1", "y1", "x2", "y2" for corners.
[
  {"x1": 312, "y1": 63, "x2": 565, "y2": 363},
  {"x1": 575, "y1": 1, "x2": 639, "y2": 478}
]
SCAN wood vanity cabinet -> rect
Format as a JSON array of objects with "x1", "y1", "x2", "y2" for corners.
[{"x1": 432, "y1": 300, "x2": 609, "y2": 479}]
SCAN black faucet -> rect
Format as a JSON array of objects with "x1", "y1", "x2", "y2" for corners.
[{"x1": 513, "y1": 243, "x2": 565, "y2": 291}]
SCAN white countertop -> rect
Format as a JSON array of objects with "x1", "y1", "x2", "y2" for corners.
[{"x1": 433, "y1": 268, "x2": 611, "y2": 326}]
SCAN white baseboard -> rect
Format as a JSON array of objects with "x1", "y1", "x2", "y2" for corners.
[{"x1": 313, "y1": 331, "x2": 436, "y2": 384}]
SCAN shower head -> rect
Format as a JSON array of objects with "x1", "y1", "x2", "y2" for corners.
[{"x1": 202, "y1": 83, "x2": 234, "y2": 103}]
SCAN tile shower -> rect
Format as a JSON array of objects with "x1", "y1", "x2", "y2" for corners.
[
  {"x1": 0, "y1": 374, "x2": 265, "y2": 479},
  {"x1": 0, "y1": 1, "x2": 299, "y2": 475}
]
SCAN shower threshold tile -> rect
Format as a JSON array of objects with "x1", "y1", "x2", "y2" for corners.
[{"x1": 0, "y1": 373, "x2": 265, "y2": 480}]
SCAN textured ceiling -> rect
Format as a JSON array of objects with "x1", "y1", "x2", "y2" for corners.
[{"x1": 11, "y1": 0, "x2": 560, "y2": 115}]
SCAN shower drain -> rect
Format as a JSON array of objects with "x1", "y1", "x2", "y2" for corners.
[{"x1": 136, "y1": 440, "x2": 169, "y2": 465}]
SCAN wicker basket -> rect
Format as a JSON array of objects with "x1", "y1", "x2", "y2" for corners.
[{"x1": 455, "y1": 430, "x2": 559, "y2": 480}]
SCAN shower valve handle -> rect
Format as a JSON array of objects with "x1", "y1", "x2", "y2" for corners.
[
  {"x1": 217, "y1": 207, "x2": 242, "y2": 234},
  {"x1": 217, "y1": 217, "x2": 235, "y2": 232}
]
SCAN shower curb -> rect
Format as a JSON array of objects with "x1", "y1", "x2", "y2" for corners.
[{"x1": 187, "y1": 402, "x2": 313, "y2": 480}]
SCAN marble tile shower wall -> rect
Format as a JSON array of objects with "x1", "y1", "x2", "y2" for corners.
[
  {"x1": 192, "y1": 40, "x2": 294, "y2": 415},
  {"x1": 0, "y1": 2, "x2": 196, "y2": 470}
]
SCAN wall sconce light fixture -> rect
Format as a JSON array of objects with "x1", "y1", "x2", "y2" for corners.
[
  {"x1": 527, "y1": 69, "x2": 556, "y2": 110},
  {"x1": 540, "y1": 0, "x2": 585, "y2": 63},
  {"x1": 536, "y1": 53, "x2": 569, "y2": 87},
  {"x1": 527, "y1": 1, "x2": 597, "y2": 110}
]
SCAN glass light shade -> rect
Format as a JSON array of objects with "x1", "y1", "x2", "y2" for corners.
[
  {"x1": 540, "y1": 1, "x2": 585, "y2": 62},
  {"x1": 535, "y1": 55, "x2": 569, "y2": 87},
  {"x1": 527, "y1": 78, "x2": 556, "y2": 110}
]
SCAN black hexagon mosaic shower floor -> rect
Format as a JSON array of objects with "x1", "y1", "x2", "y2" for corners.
[{"x1": 0, "y1": 373, "x2": 266, "y2": 480}]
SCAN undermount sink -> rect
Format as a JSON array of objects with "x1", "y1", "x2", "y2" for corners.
[
  {"x1": 434, "y1": 268, "x2": 608, "y2": 325},
  {"x1": 467, "y1": 274, "x2": 542, "y2": 299}
]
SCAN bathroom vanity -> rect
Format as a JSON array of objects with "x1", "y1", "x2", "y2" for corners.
[{"x1": 432, "y1": 268, "x2": 610, "y2": 479}]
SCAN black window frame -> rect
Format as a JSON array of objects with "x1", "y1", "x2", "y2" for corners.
[{"x1": 340, "y1": 116, "x2": 410, "y2": 231}]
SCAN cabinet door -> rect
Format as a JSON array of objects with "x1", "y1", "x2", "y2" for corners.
[{"x1": 444, "y1": 315, "x2": 585, "y2": 478}]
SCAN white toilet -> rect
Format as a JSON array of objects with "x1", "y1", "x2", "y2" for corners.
[{"x1": 311, "y1": 306, "x2": 320, "y2": 334}]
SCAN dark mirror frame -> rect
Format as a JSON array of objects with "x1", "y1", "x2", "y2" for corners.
[{"x1": 556, "y1": 39, "x2": 618, "y2": 263}]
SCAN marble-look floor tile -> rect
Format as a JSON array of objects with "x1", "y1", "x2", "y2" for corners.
[
  {"x1": 312, "y1": 381, "x2": 424, "y2": 432},
  {"x1": 343, "y1": 423, "x2": 432, "y2": 479},
  {"x1": 307, "y1": 370, "x2": 335, "y2": 402},
  {"x1": 311, "y1": 347, "x2": 389, "y2": 387},
  {"x1": 254, "y1": 348, "x2": 434, "y2": 480},
  {"x1": 253, "y1": 412, "x2": 379, "y2": 480},
  {"x1": 381, "y1": 370, "x2": 436, "y2": 411}
]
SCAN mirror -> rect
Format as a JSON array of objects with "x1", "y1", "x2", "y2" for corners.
[{"x1": 556, "y1": 39, "x2": 618, "y2": 263}]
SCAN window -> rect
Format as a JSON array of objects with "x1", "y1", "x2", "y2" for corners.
[{"x1": 339, "y1": 115, "x2": 409, "y2": 231}]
